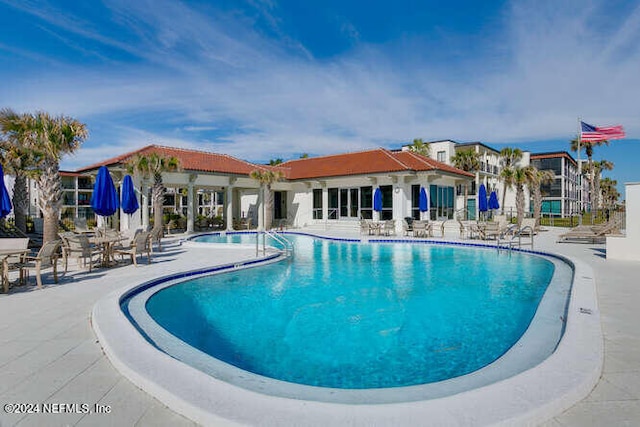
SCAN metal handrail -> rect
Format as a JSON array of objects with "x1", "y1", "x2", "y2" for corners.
[
  {"x1": 258, "y1": 230, "x2": 294, "y2": 258},
  {"x1": 497, "y1": 224, "x2": 534, "y2": 250}
]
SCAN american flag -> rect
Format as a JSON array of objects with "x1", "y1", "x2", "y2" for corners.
[{"x1": 580, "y1": 121, "x2": 626, "y2": 142}]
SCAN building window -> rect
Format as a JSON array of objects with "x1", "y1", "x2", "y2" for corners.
[
  {"x1": 380, "y1": 185, "x2": 393, "y2": 220},
  {"x1": 312, "y1": 189, "x2": 322, "y2": 219},
  {"x1": 328, "y1": 188, "x2": 338, "y2": 219},
  {"x1": 437, "y1": 151, "x2": 446, "y2": 162},
  {"x1": 411, "y1": 185, "x2": 421, "y2": 219},
  {"x1": 430, "y1": 185, "x2": 454, "y2": 220},
  {"x1": 360, "y1": 186, "x2": 373, "y2": 219}
]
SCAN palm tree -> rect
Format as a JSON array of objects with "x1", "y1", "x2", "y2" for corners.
[
  {"x1": 526, "y1": 166, "x2": 555, "y2": 228},
  {"x1": 590, "y1": 160, "x2": 614, "y2": 215},
  {"x1": 250, "y1": 169, "x2": 284, "y2": 230},
  {"x1": 408, "y1": 138, "x2": 430, "y2": 157},
  {"x1": 514, "y1": 166, "x2": 535, "y2": 228},
  {"x1": 0, "y1": 110, "x2": 46, "y2": 233},
  {"x1": 127, "y1": 152, "x2": 180, "y2": 237},
  {"x1": 1, "y1": 110, "x2": 88, "y2": 243},
  {"x1": 600, "y1": 178, "x2": 619, "y2": 211},
  {"x1": 451, "y1": 149, "x2": 480, "y2": 219},
  {"x1": 499, "y1": 147, "x2": 523, "y2": 215},
  {"x1": 570, "y1": 136, "x2": 609, "y2": 212}
]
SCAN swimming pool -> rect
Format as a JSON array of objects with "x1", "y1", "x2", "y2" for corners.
[{"x1": 123, "y1": 233, "x2": 572, "y2": 402}]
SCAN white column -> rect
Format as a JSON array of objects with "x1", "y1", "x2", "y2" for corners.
[
  {"x1": 225, "y1": 185, "x2": 233, "y2": 231},
  {"x1": 186, "y1": 174, "x2": 196, "y2": 234},
  {"x1": 257, "y1": 186, "x2": 265, "y2": 231},
  {"x1": 322, "y1": 186, "x2": 328, "y2": 226}
]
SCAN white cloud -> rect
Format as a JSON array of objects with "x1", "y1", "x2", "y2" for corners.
[{"x1": 1, "y1": 0, "x2": 638, "y2": 173}]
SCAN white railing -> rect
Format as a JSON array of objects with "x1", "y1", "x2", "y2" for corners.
[
  {"x1": 257, "y1": 230, "x2": 294, "y2": 258},
  {"x1": 497, "y1": 224, "x2": 534, "y2": 250}
]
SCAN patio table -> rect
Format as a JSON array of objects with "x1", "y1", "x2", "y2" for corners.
[
  {"x1": 92, "y1": 236, "x2": 126, "y2": 267},
  {"x1": 1, "y1": 248, "x2": 30, "y2": 293}
]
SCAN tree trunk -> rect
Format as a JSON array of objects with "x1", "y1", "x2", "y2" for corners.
[
  {"x1": 515, "y1": 184, "x2": 524, "y2": 228},
  {"x1": 151, "y1": 183, "x2": 164, "y2": 236},
  {"x1": 12, "y1": 174, "x2": 29, "y2": 233},
  {"x1": 533, "y1": 188, "x2": 542, "y2": 228},
  {"x1": 264, "y1": 184, "x2": 273, "y2": 230},
  {"x1": 593, "y1": 175, "x2": 601, "y2": 217},
  {"x1": 501, "y1": 186, "x2": 507, "y2": 216},
  {"x1": 36, "y1": 160, "x2": 63, "y2": 243}
]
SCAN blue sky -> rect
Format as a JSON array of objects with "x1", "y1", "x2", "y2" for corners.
[{"x1": 1, "y1": 0, "x2": 638, "y2": 196}]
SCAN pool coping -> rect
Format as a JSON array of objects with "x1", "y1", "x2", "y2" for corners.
[{"x1": 92, "y1": 233, "x2": 603, "y2": 426}]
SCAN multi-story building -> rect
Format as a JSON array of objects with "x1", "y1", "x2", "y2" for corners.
[
  {"x1": 529, "y1": 151, "x2": 583, "y2": 218},
  {"x1": 404, "y1": 140, "x2": 530, "y2": 220}
]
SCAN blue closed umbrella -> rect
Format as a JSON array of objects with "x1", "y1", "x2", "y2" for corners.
[
  {"x1": 488, "y1": 191, "x2": 500, "y2": 210},
  {"x1": 0, "y1": 164, "x2": 12, "y2": 218},
  {"x1": 120, "y1": 175, "x2": 139, "y2": 215},
  {"x1": 91, "y1": 166, "x2": 119, "y2": 217},
  {"x1": 478, "y1": 184, "x2": 488, "y2": 212},
  {"x1": 373, "y1": 187, "x2": 383, "y2": 212},
  {"x1": 419, "y1": 187, "x2": 429, "y2": 212}
]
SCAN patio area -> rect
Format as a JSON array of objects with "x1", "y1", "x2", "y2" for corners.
[{"x1": 1, "y1": 228, "x2": 639, "y2": 426}]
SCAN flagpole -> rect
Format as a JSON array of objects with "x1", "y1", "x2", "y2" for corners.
[{"x1": 577, "y1": 117, "x2": 582, "y2": 217}]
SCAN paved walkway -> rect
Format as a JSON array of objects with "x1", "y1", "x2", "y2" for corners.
[{"x1": 0, "y1": 228, "x2": 639, "y2": 426}]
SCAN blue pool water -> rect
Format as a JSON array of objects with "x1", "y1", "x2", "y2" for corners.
[{"x1": 143, "y1": 235, "x2": 556, "y2": 389}]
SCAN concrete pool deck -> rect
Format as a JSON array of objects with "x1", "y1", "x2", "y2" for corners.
[{"x1": 0, "y1": 227, "x2": 639, "y2": 426}]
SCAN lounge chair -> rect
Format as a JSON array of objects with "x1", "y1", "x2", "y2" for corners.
[
  {"x1": 518, "y1": 218, "x2": 537, "y2": 236},
  {"x1": 558, "y1": 217, "x2": 622, "y2": 243},
  {"x1": 18, "y1": 240, "x2": 61, "y2": 289}
]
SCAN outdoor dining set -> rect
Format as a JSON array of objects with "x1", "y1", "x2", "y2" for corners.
[{"x1": 0, "y1": 228, "x2": 155, "y2": 293}]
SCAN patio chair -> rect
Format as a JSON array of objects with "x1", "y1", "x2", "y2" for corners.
[
  {"x1": 0, "y1": 237, "x2": 30, "y2": 290},
  {"x1": 113, "y1": 231, "x2": 152, "y2": 266},
  {"x1": 480, "y1": 221, "x2": 501, "y2": 240},
  {"x1": 360, "y1": 219, "x2": 373, "y2": 235},
  {"x1": 150, "y1": 226, "x2": 164, "y2": 252},
  {"x1": 381, "y1": 220, "x2": 396, "y2": 236},
  {"x1": 402, "y1": 218, "x2": 413, "y2": 236},
  {"x1": 412, "y1": 220, "x2": 432, "y2": 238},
  {"x1": 74, "y1": 217, "x2": 89, "y2": 232},
  {"x1": 64, "y1": 233, "x2": 104, "y2": 272},
  {"x1": 18, "y1": 240, "x2": 61, "y2": 289}
]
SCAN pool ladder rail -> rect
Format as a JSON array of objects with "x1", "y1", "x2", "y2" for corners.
[
  {"x1": 497, "y1": 224, "x2": 535, "y2": 250},
  {"x1": 258, "y1": 231, "x2": 294, "y2": 259}
]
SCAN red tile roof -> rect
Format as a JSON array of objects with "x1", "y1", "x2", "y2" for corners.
[
  {"x1": 278, "y1": 148, "x2": 473, "y2": 180},
  {"x1": 76, "y1": 145, "x2": 472, "y2": 181},
  {"x1": 76, "y1": 145, "x2": 259, "y2": 175}
]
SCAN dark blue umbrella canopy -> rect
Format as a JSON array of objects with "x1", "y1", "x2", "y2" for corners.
[
  {"x1": 478, "y1": 184, "x2": 488, "y2": 212},
  {"x1": 0, "y1": 164, "x2": 12, "y2": 218},
  {"x1": 91, "y1": 166, "x2": 119, "y2": 217},
  {"x1": 488, "y1": 191, "x2": 500, "y2": 210},
  {"x1": 120, "y1": 175, "x2": 139, "y2": 215},
  {"x1": 373, "y1": 187, "x2": 383, "y2": 212},
  {"x1": 419, "y1": 187, "x2": 429, "y2": 212}
]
